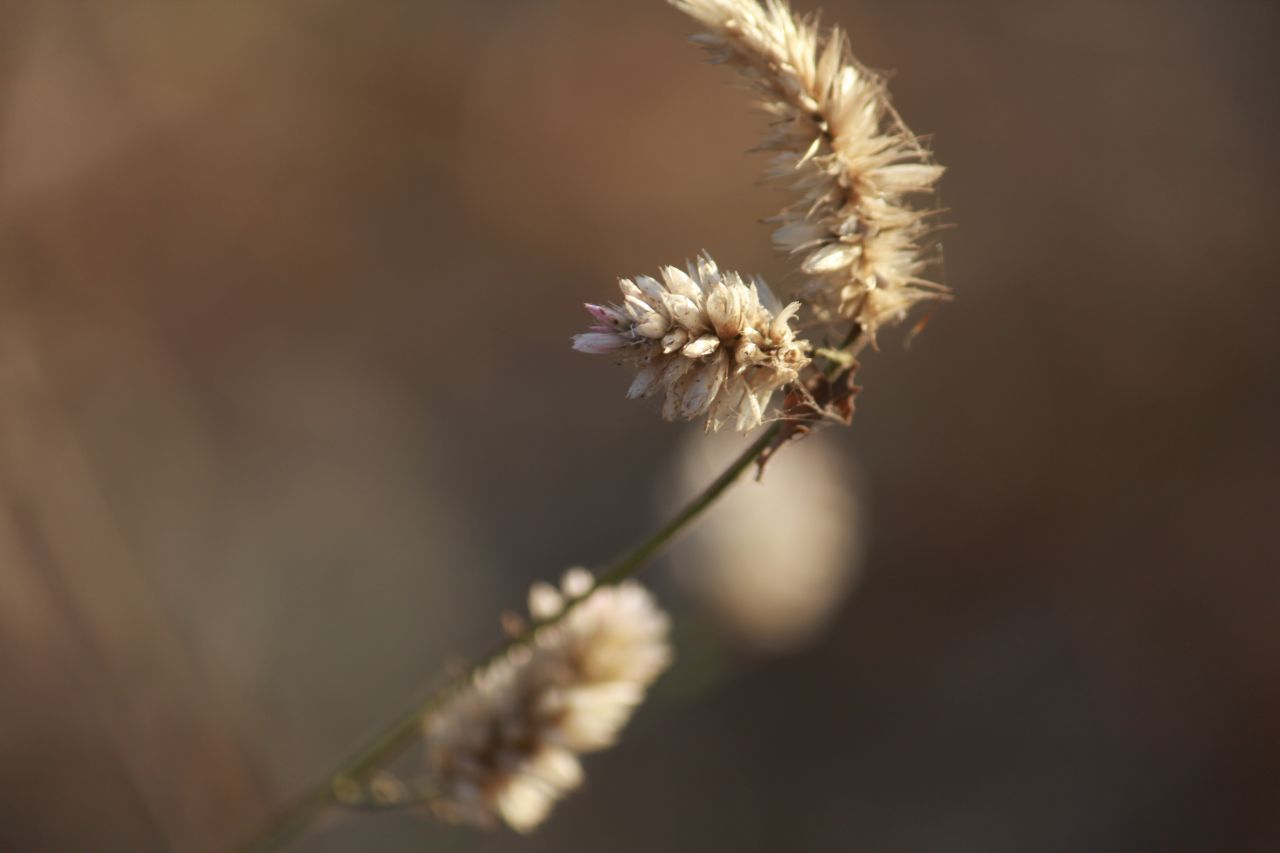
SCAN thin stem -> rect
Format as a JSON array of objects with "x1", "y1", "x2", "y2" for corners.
[
  {"x1": 235, "y1": 423, "x2": 781, "y2": 853},
  {"x1": 597, "y1": 424, "x2": 780, "y2": 587}
]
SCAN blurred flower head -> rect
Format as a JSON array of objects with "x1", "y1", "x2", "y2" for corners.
[
  {"x1": 666, "y1": 430, "x2": 866, "y2": 653},
  {"x1": 423, "y1": 570, "x2": 671, "y2": 832}
]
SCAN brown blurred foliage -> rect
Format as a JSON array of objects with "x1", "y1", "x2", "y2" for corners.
[{"x1": 1, "y1": 0, "x2": 1277, "y2": 851}]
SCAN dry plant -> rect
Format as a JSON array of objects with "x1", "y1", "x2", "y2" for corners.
[{"x1": 239, "y1": 0, "x2": 943, "y2": 848}]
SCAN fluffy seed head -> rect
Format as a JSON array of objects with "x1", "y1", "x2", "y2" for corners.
[
  {"x1": 573, "y1": 253, "x2": 810, "y2": 432},
  {"x1": 423, "y1": 571, "x2": 672, "y2": 833}
]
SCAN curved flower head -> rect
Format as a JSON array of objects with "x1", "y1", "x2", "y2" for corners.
[
  {"x1": 670, "y1": 0, "x2": 947, "y2": 337},
  {"x1": 573, "y1": 253, "x2": 810, "y2": 432}
]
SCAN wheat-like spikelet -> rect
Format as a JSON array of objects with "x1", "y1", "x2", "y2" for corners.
[
  {"x1": 573, "y1": 252, "x2": 810, "y2": 432},
  {"x1": 670, "y1": 0, "x2": 946, "y2": 336},
  {"x1": 422, "y1": 570, "x2": 671, "y2": 833}
]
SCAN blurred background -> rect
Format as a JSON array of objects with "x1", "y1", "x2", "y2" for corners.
[{"x1": 1, "y1": 0, "x2": 1277, "y2": 850}]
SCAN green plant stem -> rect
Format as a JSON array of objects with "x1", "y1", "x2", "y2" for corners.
[{"x1": 235, "y1": 423, "x2": 781, "y2": 853}]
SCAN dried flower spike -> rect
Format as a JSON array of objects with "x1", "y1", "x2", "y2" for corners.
[
  {"x1": 422, "y1": 570, "x2": 671, "y2": 833},
  {"x1": 573, "y1": 253, "x2": 810, "y2": 432},
  {"x1": 671, "y1": 0, "x2": 946, "y2": 336}
]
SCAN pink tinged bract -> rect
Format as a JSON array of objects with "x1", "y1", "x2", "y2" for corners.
[{"x1": 572, "y1": 332, "x2": 628, "y2": 354}]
